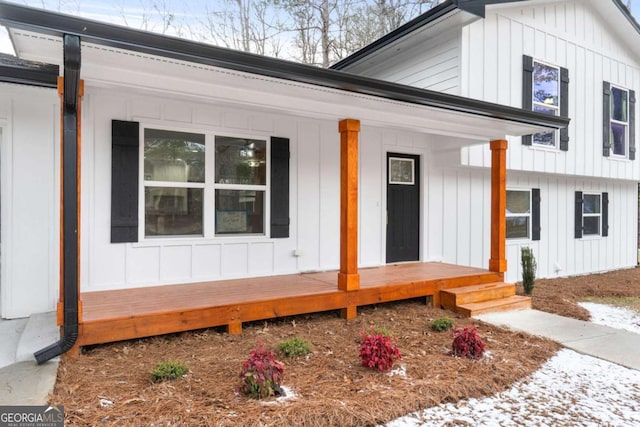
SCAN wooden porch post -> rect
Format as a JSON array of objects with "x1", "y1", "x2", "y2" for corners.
[
  {"x1": 338, "y1": 119, "x2": 360, "y2": 319},
  {"x1": 489, "y1": 139, "x2": 508, "y2": 274}
]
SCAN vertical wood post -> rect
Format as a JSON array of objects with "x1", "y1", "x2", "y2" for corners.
[
  {"x1": 489, "y1": 139, "x2": 508, "y2": 274},
  {"x1": 338, "y1": 119, "x2": 360, "y2": 301}
]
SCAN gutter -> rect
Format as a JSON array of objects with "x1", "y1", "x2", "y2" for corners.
[
  {"x1": 34, "y1": 33, "x2": 81, "y2": 364},
  {"x1": 0, "y1": 53, "x2": 58, "y2": 88}
]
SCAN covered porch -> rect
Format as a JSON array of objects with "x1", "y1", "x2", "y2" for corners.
[{"x1": 77, "y1": 262, "x2": 503, "y2": 347}]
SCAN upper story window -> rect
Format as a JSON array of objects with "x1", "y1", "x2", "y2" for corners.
[
  {"x1": 143, "y1": 128, "x2": 267, "y2": 238},
  {"x1": 522, "y1": 56, "x2": 569, "y2": 151},
  {"x1": 603, "y1": 82, "x2": 636, "y2": 159},
  {"x1": 532, "y1": 61, "x2": 560, "y2": 147}
]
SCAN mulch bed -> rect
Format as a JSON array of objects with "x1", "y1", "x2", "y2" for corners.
[
  {"x1": 51, "y1": 300, "x2": 558, "y2": 426},
  {"x1": 51, "y1": 267, "x2": 640, "y2": 426}
]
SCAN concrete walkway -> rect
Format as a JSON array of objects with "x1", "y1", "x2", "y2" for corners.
[
  {"x1": 476, "y1": 309, "x2": 640, "y2": 371},
  {"x1": 0, "y1": 312, "x2": 59, "y2": 405}
]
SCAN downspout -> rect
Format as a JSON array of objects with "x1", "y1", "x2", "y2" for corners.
[{"x1": 35, "y1": 34, "x2": 81, "y2": 364}]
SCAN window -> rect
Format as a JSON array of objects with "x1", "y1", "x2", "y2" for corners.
[
  {"x1": 142, "y1": 128, "x2": 267, "y2": 238},
  {"x1": 603, "y1": 82, "x2": 635, "y2": 159},
  {"x1": 575, "y1": 191, "x2": 609, "y2": 238},
  {"x1": 143, "y1": 129, "x2": 205, "y2": 237},
  {"x1": 110, "y1": 120, "x2": 290, "y2": 243},
  {"x1": 522, "y1": 56, "x2": 569, "y2": 150},
  {"x1": 506, "y1": 189, "x2": 541, "y2": 240},
  {"x1": 532, "y1": 61, "x2": 560, "y2": 147},
  {"x1": 582, "y1": 194, "x2": 601, "y2": 235},
  {"x1": 506, "y1": 190, "x2": 530, "y2": 239}
]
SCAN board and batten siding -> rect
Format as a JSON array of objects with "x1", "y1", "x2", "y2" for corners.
[
  {"x1": 460, "y1": 1, "x2": 640, "y2": 181},
  {"x1": 352, "y1": 28, "x2": 461, "y2": 95},
  {"x1": 427, "y1": 155, "x2": 637, "y2": 282},
  {"x1": 0, "y1": 84, "x2": 60, "y2": 318},
  {"x1": 82, "y1": 87, "x2": 438, "y2": 292}
]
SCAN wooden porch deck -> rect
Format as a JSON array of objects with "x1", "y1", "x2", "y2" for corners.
[{"x1": 76, "y1": 262, "x2": 502, "y2": 347}]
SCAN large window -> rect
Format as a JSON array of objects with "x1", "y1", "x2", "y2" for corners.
[
  {"x1": 532, "y1": 61, "x2": 560, "y2": 147},
  {"x1": 506, "y1": 190, "x2": 531, "y2": 239},
  {"x1": 142, "y1": 128, "x2": 267, "y2": 238}
]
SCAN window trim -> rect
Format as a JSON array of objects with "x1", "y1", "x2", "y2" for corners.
[
  {"x1": 138, "y1": 123, "x2": 271, "y2": 241},
  {"x1": 582, "y1": 193, "x2": 602, "y2": 237}
]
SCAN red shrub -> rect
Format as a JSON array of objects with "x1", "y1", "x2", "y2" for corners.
[
  {"x1": 451, "y1": 325, "x2": 486, "y2": 359},
  {"x1": 359, "y1": 330, "x2": 402, "y2": 371},
  {"x1": 238, "y1": 342, "x2": 284, "y2": 399}
]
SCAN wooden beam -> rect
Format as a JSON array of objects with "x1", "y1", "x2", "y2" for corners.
[
  {"x1": 489, "y1": 139, "x2": 508, "y2": 273},
  {"x1": 338, "y1": 119, "x2": 360, "y2": 291}
]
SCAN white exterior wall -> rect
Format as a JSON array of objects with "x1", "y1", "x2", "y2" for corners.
[
  {"x1": 352, "y1": 28, "x2": 461, "y2": 95},
  {"x1": 82, "y1": 87, "x2": 441, "y2": 292},
  {"x1": 0, "y1": 83, "x2": 59, "y2": 318},
  {"x1": 460, "y1": 1, "x2": 640, "y2": 181}
]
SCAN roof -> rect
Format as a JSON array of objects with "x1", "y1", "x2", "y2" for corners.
[
  {"x1": 0, "y1": 51, "x2": 58, "y2": 87},
  {"x1": 332, "y1": 0, "x2": 640, "y2": 71},
  {"x1": 0, "y1": 1, "x2": 567, "y2": 134}
]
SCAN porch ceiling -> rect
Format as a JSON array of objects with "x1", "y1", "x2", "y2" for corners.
[{"x1": 1, "y1": 1, "x2": 568, "y2": 145}]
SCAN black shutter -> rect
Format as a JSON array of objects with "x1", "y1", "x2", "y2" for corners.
[
  {"x1": 522, "y1": 55, "x2": 534, "y2": 146},
  {"x1": 270, "y1": 137, "x2": 290, "y2": 238},
  {"x1": 629, "y1": 90, "x2": 636, "y2": 160},
  {"x1": 559, "y1": 67, "x2": 569, "y2": 151},
  {"x1": 603, "y1": 81, "x2": 611, "y2": 157},
  {"x1": 575, "y1": 191, "x2": 583, "y2": 239},
  {"x1": 111, "y1": 120, "x2": 139, "y2": 243},
  {"x1": 532, "y1": 188, "x2": 541, "y2": 241},
  {"x1": 602, "y1": 192, "x2": 609, "y2": 237}
]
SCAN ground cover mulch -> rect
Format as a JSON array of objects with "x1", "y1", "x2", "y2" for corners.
[
  {"x1": 519, "y1": 266, "x2": 640, "y2": 320},
  {"x1": 51, "y1": 267, "x2": 640, "y2": 426},
  {"x1": 51, "y1": 299, "x2": 558, "y2": 426}
]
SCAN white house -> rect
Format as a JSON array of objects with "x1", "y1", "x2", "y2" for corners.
[
  {"x1": 333, "y1": 0, "x2": 640, "y2": 283},
  {"x1": 0, "y1": 1, "x2": 568, "y2": 360}
]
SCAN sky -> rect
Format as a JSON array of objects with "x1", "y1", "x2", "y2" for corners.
[{"x1": 1, "y1": 0, "x2": 640, "y2": 57}]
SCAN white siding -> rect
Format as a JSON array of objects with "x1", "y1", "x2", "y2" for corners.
[
  {"x1": 355, "y1": 28, "x2": 461, "y2": 95},
  {"x1": 460, "y1": 1, "x2": 640, "y2": 181},
  {"x1": 82, "y1": 87, "x2": 438, "y2": 292},
  {"x1": 0, "y1": 84, "x2": 59, "y2": 318}
]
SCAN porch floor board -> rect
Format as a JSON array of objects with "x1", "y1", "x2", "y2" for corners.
[{"x1": 77, "y1": 262, "x2": 501, "y2": 347}]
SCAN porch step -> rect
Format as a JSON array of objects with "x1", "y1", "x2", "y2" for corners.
[
  {"x1": 457, "y1": 295, "x2": 532, "y2": 317},
  {"x1": 440, "y1": 282, "x2": 515, "y2": 311}
]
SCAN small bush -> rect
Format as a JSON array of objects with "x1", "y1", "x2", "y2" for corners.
[
  {"x1": 359, "y1": 329, "x2": 402, "y2": 372},
  {"x1": 149, "y1": 360, "x2": 189, "y2": 382},
  {"x1": 521, "y1": 247, "x2": 537, "y2": 295},
  {"x1": 431, "y1": 317, "x2": 454, "y2": 332},
  {"x1": 238, "y1": 342, "x2": 284, "y2": 399},
  {"x1": 278, "y1": 337, "x2": 312, "y2": 358},
  {"x1": 451, "y1": 325, "x2": 486, "y2": 359}
]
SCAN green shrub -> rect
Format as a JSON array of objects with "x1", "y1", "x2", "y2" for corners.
[
  {"x1": 431, "y1": 317, "x2": 454, "y2": 332},
  {"x1": 238, "y1": 342, "x2": 284, "y2": 399},
  {"x1": 521, "y1": 247, "x2": 537, "y2": 295},
  {"x1": 278, "y1": 337, "x2": 312, "y2": 358},
  {"x1": 149, "y1": 360, "x2": 189, "y2": 382}
]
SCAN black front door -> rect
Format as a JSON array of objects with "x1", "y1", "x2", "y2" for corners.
[{"x1": 386, "y1": 153, "x2": 420, "y2": 263}]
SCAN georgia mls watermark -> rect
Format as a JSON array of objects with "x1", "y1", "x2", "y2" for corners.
[{"x1": 0, "y1": 406, "x2": 63, "y2": 427}]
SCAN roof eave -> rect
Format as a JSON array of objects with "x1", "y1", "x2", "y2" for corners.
[{"x1": 0, "y1": 1, "x2": 567, "y2": 134}]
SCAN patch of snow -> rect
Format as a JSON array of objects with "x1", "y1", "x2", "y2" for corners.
[
  {"x1": 387, "y1": 365, "x2": 406, "y2": 377},
  {"x1": 261, "y1": 385, "x2": 297, "y2": 405},
  {"x1": 386, "y1": 349, "x2": 640, "y2": 426},
  {"x1": 387, "y1": 302, "x2": 640, "y2": 426},
  {"x1": 578, "y1": 302, "x2": 640, "y2": 334}
]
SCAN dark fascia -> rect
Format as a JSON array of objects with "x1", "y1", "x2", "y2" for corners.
[
  {"x1": 0, "y1": 1, "x2": 568, "y2": 131},
  {"x1": 612, "y1": 0, "x2": 640, "y2": 35},
  {"x1": 331, "y1": 0, "x2": 528, "y2": 71},
  {"x1": 0, "y1": 52, "x2": 58, "y2": 88}
]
